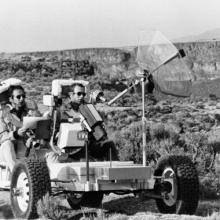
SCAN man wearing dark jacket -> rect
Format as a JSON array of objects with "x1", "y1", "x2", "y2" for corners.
[{"x1": 56, "y1": 83, "x2": 118, "y2": 161}]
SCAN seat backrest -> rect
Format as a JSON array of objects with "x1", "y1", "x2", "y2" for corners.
[{"x1": 51, "y1": 79, "x2": 89, "y2": 97}]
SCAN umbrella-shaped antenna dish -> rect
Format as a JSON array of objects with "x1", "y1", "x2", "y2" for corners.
[
  {"x1": 137, "y1": 30, "x2": 193, "y2": 97},
  {"x1": 137, "y1": 30, "x2": 178, "y2": 72}
]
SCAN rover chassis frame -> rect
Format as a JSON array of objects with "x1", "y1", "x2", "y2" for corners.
[{"x1": 48, "y1": 161, "x2": 157, "y2": 196}]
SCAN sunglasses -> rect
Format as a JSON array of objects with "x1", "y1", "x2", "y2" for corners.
[
  {"x1": 15, "y1": 94, "x2": 26, "y2": 100},
  {"x1": 70, "y1": 92, "x2": 86, "y2": 97}
]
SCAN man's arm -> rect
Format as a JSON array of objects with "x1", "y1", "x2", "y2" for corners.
[{"x1": 0, "y1": 107, "x2": 18, "y2": 144}]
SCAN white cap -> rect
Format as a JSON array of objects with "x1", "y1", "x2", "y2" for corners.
[{"x1": 0, "y1": 78, "x2": 22, "y2": 93}]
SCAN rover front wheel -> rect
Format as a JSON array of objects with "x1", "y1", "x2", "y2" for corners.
[
  {"x1": 154, "y1": 155, "x2": 199, "y2": 214},
  {"x1": 10, "y1": 159, "x2": 51, "y2": 219}
]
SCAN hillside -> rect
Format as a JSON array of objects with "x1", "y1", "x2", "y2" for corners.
[{"x1": 1, "y1": 40, "x2": 220, "y2": 101}]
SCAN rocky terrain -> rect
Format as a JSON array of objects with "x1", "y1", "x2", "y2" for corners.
[{"x1": 1, "y1": 40, "x2": 220, "y2": 99}]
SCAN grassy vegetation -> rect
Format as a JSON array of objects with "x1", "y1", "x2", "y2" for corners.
[{"x1": 36, "y1": 193, "x2": 220, "y2": 219}]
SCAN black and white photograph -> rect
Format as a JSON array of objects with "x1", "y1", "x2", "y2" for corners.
[{"x1": 0, "y1": 0, "x2": 220, "y2": 219}]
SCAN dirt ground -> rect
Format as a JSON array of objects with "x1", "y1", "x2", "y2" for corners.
[{"x1": 1, "y1": 190, "x2": 219, "y2": 220}]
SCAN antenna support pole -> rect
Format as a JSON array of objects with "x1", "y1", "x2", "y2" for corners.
[{"x1": 141, "y1": 75, "x2": 147, "y2": 166}]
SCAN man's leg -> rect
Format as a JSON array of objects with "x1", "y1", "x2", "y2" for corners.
[
  {"x1": 101, "y1": 140, "x2": 119, "y2": 160},
  {"x1": 36, "y1": 148, "x2": 72, "y2": 163},
  {"x1": 90, "y1": 140, "x2": 119, "y2": 161},
  {"x1": 0, "y1": 140, "x2": 17, "y2": 171},
  {"x1": 16, "y1": 140, "x2": 27, "y2": 160}
]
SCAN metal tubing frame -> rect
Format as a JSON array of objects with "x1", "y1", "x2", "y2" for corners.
[
  {"x1": 141, "y1": 77, "x2": 147, "y2": 166},
  {"x1": 85, "y1": 140, "x2": 89, "y2": 182}
]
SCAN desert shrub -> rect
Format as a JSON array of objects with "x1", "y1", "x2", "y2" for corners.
[
  {"x1": 183, "y1": 131, "x2": 220, "y2": 198},
  {"x1": 114, "y1": 122, "x2": 185, "y2": 164},
  {"x1": 37, "y1": 193, "x2": 72, "y2": 220},
  {"x1": 71, "y1": 60, "x2": 95, "y2": 76},
  {"x1": 35, "y1": 86, "x2": 44, "y2": 91},
  {"x1": 208, "y1": 128, "x2": 220, "y2": 153},
  {"x1": 14, "y1": 69, "x2": 25, "y2": 77},
  {"x1": 200, "y1": 173, "x2": 220, "y2": 199},
  {"x1": 28, "y1": 90, "x2": 41, "y2": 96},
  {"x1": 149, "y1": 123, "x2": 186, "y2": 157},
  {"x1": 214, "y1": 114, "x2": 220, "y2": 125},
  {"x1": 182, "y1": 132, "x2": 212, "y2": 172},
  {"x1": 24, "y1": 75, "x2": 33, "y2": 83},
  {"x1": 150, "y1": 124, "x2": 170, "y2": 140},
  {"x1": 114, "y1": 122, "x2": 143, "y2": 163}
]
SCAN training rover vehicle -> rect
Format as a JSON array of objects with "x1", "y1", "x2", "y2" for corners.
[
  {"x1": 0, "y1": 77, "x2": 199, "y2": 219},
  {"x1": 0, "y1": 31, "x2": 199, "y2": 219}
]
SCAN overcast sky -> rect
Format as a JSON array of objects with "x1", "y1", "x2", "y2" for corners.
[{"x1": 0, "y1": 0, "x2": 220, "y2": 52}]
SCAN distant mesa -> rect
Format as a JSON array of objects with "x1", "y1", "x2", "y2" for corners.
[{"x1": 172, "y1": 28, "x2": 220, "y2": 43}]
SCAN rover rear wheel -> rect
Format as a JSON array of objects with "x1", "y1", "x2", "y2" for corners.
[{"x1": 154, "y1": 155, "x2": 199, "y2": 214}]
